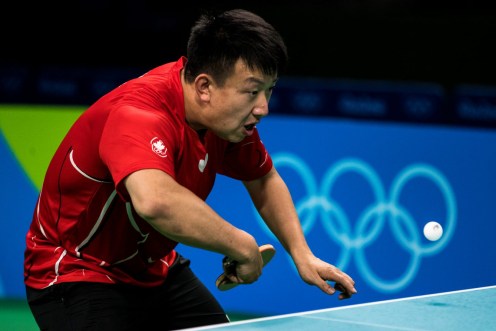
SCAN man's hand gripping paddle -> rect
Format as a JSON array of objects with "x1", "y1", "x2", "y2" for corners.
[{"x1": 215, "y1": 244, "x2": 276, "y2": 291}]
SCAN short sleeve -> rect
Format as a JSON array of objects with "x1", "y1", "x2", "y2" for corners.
[
  {"x1": 219, "y1": 128, "x2": 273, "y2": 181},
  {"x1": 100, "y1": 105, "x2": 179, "y2": 200}
]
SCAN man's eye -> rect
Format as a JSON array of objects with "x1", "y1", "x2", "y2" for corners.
[{"x1": 250, "y1": 90, "x2": 259, "y2": 96}]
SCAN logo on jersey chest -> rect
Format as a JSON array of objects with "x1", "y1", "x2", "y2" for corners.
[{"x1": 199, "y1": 153, "x2": 209, "y2": 173}]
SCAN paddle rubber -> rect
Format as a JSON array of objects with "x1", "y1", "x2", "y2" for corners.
[{"x1": 215, "y1": 244, "x2": 276, "y2": 291}]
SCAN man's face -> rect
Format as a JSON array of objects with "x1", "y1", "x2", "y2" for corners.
[{"x1": 206, "y1": 59, "x2": 278, "y2": 143}]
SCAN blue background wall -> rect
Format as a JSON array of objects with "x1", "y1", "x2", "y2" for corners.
[
  {"x1": 182, "y1": 116, "x2": 496, "y2": 314},
  {"x1": 1, "y1": 109, "x2": 495, "y2": 315}
]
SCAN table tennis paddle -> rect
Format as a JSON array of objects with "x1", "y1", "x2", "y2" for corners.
[{"x1": 215, "y1": 244, "x2": 276, "y2": 291}]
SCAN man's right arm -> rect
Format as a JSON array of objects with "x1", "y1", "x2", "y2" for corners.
[{"x1": 123, "y1": 168, "x2": 263, "y2": 284}]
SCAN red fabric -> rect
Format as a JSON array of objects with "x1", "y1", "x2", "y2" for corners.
[{"x1": 24, "y1": 57, "x2": 273, "y2": 289}]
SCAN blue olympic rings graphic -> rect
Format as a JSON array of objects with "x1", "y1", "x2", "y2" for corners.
[{"x1": 254, "y1": 153, "x2": 457, "y2": 293}]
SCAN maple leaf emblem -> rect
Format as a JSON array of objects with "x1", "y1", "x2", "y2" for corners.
[{"x1": 150, "y1": 137, "x2": 168, "y2": 158}]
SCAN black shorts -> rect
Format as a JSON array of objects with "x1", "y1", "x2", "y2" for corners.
[{"x1": 26, "y1": 255, "x2": 230, "y2": 331}]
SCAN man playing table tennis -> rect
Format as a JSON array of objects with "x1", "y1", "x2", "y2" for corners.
[{"x1": 24, "y1": 8, "x2": 357, "y2": 331}]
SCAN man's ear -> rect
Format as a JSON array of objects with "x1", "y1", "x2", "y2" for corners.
[{"x1": 194, "y1": 74, "x2": 212, "y2": 102}]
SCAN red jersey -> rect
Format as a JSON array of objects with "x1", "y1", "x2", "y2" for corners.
[{"x1": 24, "y1": 57, "x2": 273, "y2": 289}]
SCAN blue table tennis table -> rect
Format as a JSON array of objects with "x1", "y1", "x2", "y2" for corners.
[{"x1": 185, "y1": 285, "x2": 496, "y2": 330}]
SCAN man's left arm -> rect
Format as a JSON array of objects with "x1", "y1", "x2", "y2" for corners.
[{"x1": 243, "y1": 167, "x2": 357, "y2": 299}]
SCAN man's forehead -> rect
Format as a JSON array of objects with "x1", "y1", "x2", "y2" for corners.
[
  {"x1": 243, "y1": 76, "x2": 278, "y2": 86},
  {"x1": 234, "y1": 59, "x2": 278, "y2": 82}
]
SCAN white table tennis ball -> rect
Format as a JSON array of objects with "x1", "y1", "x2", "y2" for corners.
[{"x1": 423, "y1": 221, "x2": 443, "y2": 241}]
